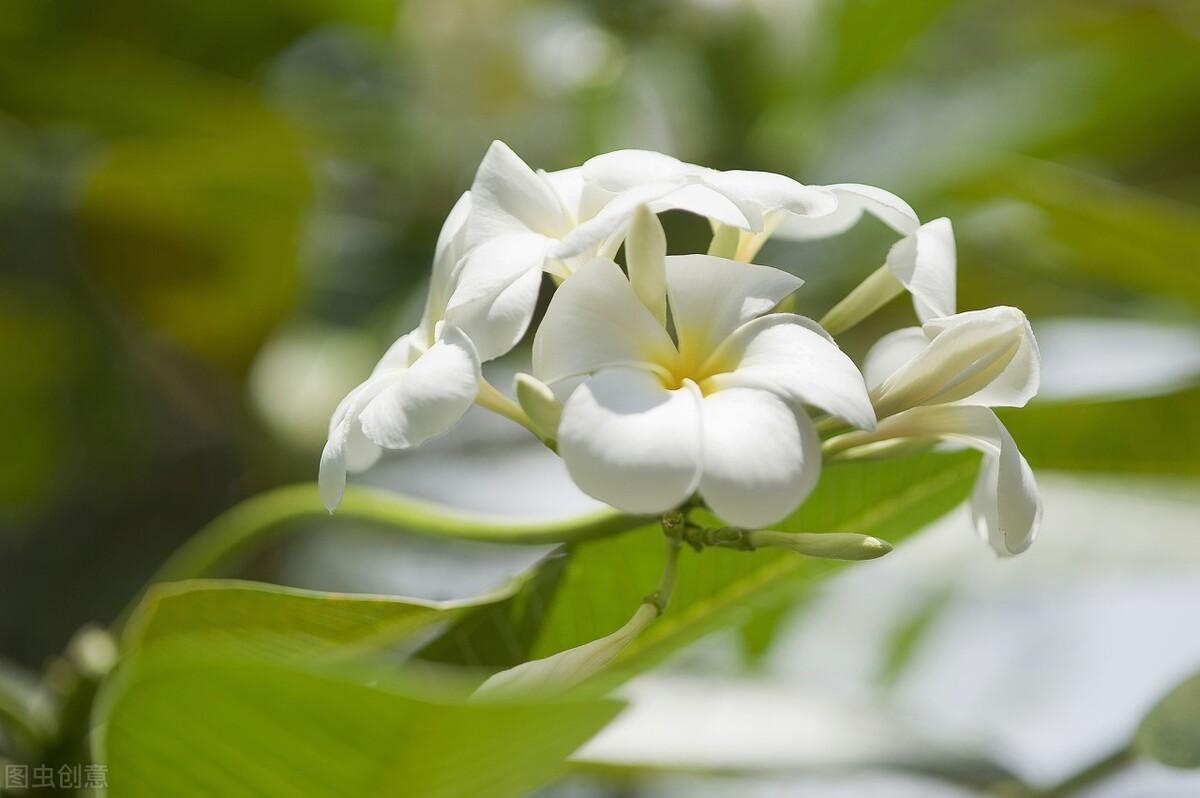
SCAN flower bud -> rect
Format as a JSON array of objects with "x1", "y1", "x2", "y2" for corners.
[
  {"x1": 748, "y1": 530, "x2": 893, "y2": 561},
  {"x1": 514, "y1": 373, "x2": 563, "y2": 442},
  {"x1": 473, "y1": 603, "x2": 657, "y2": 698}
]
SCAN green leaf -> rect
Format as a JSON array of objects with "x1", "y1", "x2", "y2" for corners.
[
  {"x1": 97, "y1": 655, "x2": 622, "y2": 798},
  {"x1": 418, "y1": 550, "x2": 572, "y2": 670},
  {"x1": 122, "y1": 578, "x2": 517, "y2": 665},
  {"x1": 1000, "y1": 387, "x2": 1200, "y2": 475},
  {"x1": 434, "y1": 452, "x2": 976, "y2": 682},
  {"x1": 1136, "y1": 671, "x2": 1200, "y2": 769}
]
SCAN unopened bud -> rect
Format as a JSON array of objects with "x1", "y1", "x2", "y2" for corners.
[
  {"x1": 748, "y1": 530, "x2": 893, "y2": 561},
  {"x1": 514, "y1": 373, "x2": 563, "y2": 443},
  {"x1": 473, "y1": 603, "x2": 657, "y2": 698}
]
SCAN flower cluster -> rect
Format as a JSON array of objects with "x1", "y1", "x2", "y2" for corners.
[{"x1": 320, "y1": 142, "x2": 1042, "y2": 556}]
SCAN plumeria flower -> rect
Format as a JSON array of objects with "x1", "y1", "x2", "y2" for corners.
[
  {"x1": 531, "y1": 218, "x2": 875, "y2": 527},
  {"x1": 825, "y1": 307, "x2": 1042, "y2": 555},
  {"x1": 777, "y1": 184, "x2": 957, "y2": 333},
  {"x1": 447, "y1": 144, "x2": 844, "y2": 370},
  {"x1": 319, "y1": 194, "x2": 484, "y2": 512}
]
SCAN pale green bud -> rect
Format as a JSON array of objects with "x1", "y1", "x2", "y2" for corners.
[
  {"x1": 514, "y1": 373, "x2": 563, "y2": 443},
  {"x1": 748, "y1": 530, "x2": 893, "y2": 561}
]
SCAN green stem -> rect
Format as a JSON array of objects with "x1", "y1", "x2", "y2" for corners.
[
  {"x1": 819, "y1": 263, "x2": 904, "y2": 336},
  {"x1": 1025, "y1": 746, "x2": 1133, "y2": 798},
  {"x1": 120, "y1": 483, "x2": 649, "y2": 626},
  {"x1": 475, "y1": 377, "x2": 542, "y2": 438}
]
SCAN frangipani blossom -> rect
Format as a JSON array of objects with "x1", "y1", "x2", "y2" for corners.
[
  {"x1": 865, "y1": 306, "x2": 1040, "y2": 419},
  {"x1": 827, "y1": 306, "x2": 1043, "y2": 555},
  {"x1": 532, "y1": 252, "x2": 875, "y2": 527},
  {"x1": 319, "y1": 194, "x2": 481, "y2": 512}
]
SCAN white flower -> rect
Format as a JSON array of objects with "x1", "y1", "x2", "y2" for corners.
[
  {"x1": 319, "y1": 193, "x2": 481, "y2": 511},
  {"x1": 776, "y1": 184, "x2": 957, "y2": 327},
  {"x1": 865, "y1": 306, "x2": 1040, "y2": 419},
  {"x1": 827, "y1": 306, "x2": 1042, "y2": 555},
  {"x1": 532, "y1": 245, "x2": 874, "y2": 527}
]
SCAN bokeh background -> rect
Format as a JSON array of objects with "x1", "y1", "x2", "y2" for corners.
[{"x1": 2, "y1": 0, "x2": 1199, "y2": 795}]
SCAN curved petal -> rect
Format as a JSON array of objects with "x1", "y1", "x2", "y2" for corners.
[
  {"x1": 551, "y1": 179, "x2": 679, "y2": 262},
  {"x1": 886, "y1": 217, "x2": 957, "y2": 322},
  {"x1": 466, "y1": 141, "x2": 571, "y2": 247},
  {"x1": 648, "y1": 183, "x2": 751, "y2": 229},
  {"x1": 319, "y1": 374, "x2": 395, "y2": 511},
  {"x1": 419, "y1": 190, "x2": 473, "y2": 344},
  {"x1": 444, "y1": 233, "x2": 550, "y2": 361},
  {"x1": 704, "y1": 314, "x2": 876, "y2": 430},
  {"x1": 626, "y1": 206, "x2": 668, "y2": 325},
  {"x1": 557, "y1": 367, "x2": 703, "y2": 515},
  {"x1": 358, "y1": 326, "x2": 481, "y2": 450},
  {"x1": 664, "y1": 255, "x2": 803, "y2": 364},
  {"x1": 703, "y1": 170, "x2": 838, "y2": 231},
  {"x1": 773, "y1": 183, "x2": 919, "y2": 240},
  {"x1": 862, "y1": 327, "x2": 928, "y2": 390},
  {"x1": 582, "y1": 149, "x2": 691, "y2": 193},
  {"x1": 539, "y1": 166, "x2": 583, "y2": 217},
  {"x1": 370, "y1": 331, "x2": 422, "y2": 377},
  {"x1": 873, "y1": 306, "x2": 1040, "y2": 416},
  {"x1": 843, "y1": 406, "x2": 1040, "y2": 556},
  {"x1": 533, "y1": 258, "x2": 676, "y2": 383},
  {"x1": 698, "y1": 388, "x2": 821, "y2": 528}
]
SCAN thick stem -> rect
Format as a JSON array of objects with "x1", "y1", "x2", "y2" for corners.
[
  {"x1": 475, "y1": 377, "x2": 542, "y2": 438},
  {"x1": 819, "y1": 263, "x2": 905, "y2": 336},
  {"x1": 119, "y1": 483, "x2": 649, "y2": 627}
]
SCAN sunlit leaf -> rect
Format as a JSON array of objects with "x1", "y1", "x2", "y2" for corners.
[
  {"x1": 121, "y1": 579, "x2": 518, "y2": 666},
  {"x1": 97, "y1": 655, "x2": 622, "y2": 798}
]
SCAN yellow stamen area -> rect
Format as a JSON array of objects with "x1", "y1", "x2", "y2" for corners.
[{"x1": 643, "y1": 326, "x2": 738, "y2": 396}]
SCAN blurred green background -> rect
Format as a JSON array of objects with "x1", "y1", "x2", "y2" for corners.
[{"x1": 2, "y1": 0, "x2": 1199, "y2": 744}]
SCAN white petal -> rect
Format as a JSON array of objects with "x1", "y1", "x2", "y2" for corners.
[
  {"x1": 886, "y1": 217, "x2": 957, "y2": 322},
  {"x1": 648, "y1": 183, "x2": 751, "y2": 229},
  {"x1": 358, "y1": 327, "x2": 481, "y2": 449},
  {"x1": 664, "y1": 255, "x2": 803, "y2": 363},
  {"x1": 539, "y1": 167, "x2": 584, "y2": 216},
  {"x1": 703, "y1": 170, "x2": 838, "y2": 231},
  {"x1": 704, "y1": 314, "x2": 876, "y2": 430},
  {"x1": 557, "y1": 367, "x2": 703, "y2": 515},
  {"x1": 370, "y1": 331, "x2": 421, "y2": 377},
  {"x1": 466, "y1": 141, "x2": 571, "y2": 247},
  {"x1": 551, "y1": 180, "x2": 679, "y2": 262},
  {"x1": 698, "y1": 388, "x2": 821, "y2": 528},
  {"x1": 532, "y1": 258, "x2": 676, "y2": 383},
  {"x1": 862, "y1": 327, "x2": 929, "y2": 390},
  {"x1": 625, "y1": 206, "x2": 668, "y2": 325},
  {"x1": 319, "y1": 374, "x2": 395, "y2": 511},
  {"x1": 854, "y1": 406, "x2": 1040, "y2": 556},
  {"x1": 418, "y1": 191, "x2": 473, "y2": 344},
  {"x1": 874, "y1": 306, "x2": 1040, "y2": 416},
  {"x1": 773, "y1": 183, "x2": 919, "y2": 240},
  {"x1": 444, "y1": 233, "x2": 549, "y2": 361},
  {"x1": 582, "y1": 149, "x2": 691, "y2": 193},
  {"x1": 971, "y1": 419, "x2": 1041, "y2": 557}
]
